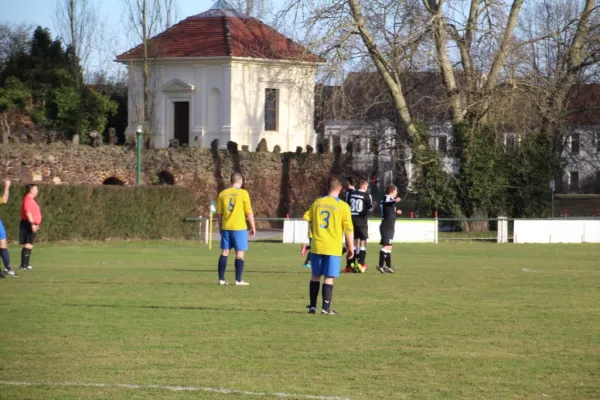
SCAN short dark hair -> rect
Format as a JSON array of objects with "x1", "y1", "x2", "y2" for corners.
[
  {"x1": 25, "y1": 184, "x2": 37, "y2": 195},
  {"x1": 385, "y1": 184, "x2": 397, "y2": 195},
  {"x1": 231, "y1": 172, "x2": 243, "y2": 185},
  {"x1": 346, "y1": 176, "x2": 356, "y2": 187},
  {"x1": 328, "y1": 177, "x2": 342, "y2": 192}
]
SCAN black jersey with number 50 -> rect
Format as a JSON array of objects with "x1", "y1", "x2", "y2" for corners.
[{"x1": 347, "y1": 190, "x2": 373, "y2": 217}]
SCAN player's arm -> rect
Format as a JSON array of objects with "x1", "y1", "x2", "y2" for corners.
[
  {"x1": 1, "y1": 179, "x2": 10, "y2": 204},
  {"x1": 25, "y1": 209, "x2": 39, "y2": 233},
  {"x1": 303, "y1": 208, "x2": 312, "y2": 238},
  {"x1": 367, "y1": 194, "x2": 374, "y2": 212},
  {"x1": 342, "y1": 206, "x2": 354, "y2": 259},
  {"x1": 244, "y1": 191, "x2": 256, "y2": 237},
  {"x1": 215, "y1": 195, "x2": 223, "y2": 231}
]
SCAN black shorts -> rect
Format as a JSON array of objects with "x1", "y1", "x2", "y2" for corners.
[
  {"x1": 380, "y1": 224, "x2": 394, "y2": 246},
  {"x1": 19, "y1": 220, "x2": 36, "y2": 245},
  {"x1": 352, "y1": 218, "x2": 369, "y2": 241}
]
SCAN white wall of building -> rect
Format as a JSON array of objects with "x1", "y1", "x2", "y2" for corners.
[
  {"x1": 123, "y1": 57, "x2": 318, "y2": 151},
  {"x1": 230, "y1": 59, "x2": 317, "y2": 151}
]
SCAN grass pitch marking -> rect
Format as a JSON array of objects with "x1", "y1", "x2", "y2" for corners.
[{"x1": 0, "y1": 380, "x2": 352, "y2": 400}]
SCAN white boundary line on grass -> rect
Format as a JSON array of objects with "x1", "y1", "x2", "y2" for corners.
[{"x1": 0, "y1": 380, "x2": 351, "y2": 400}]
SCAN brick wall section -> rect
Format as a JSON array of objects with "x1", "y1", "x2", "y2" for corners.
[{"x1": 0, "y1": 143, "x2": 353, "y2": 219}]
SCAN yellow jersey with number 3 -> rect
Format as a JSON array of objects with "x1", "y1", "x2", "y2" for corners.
[
  {"x1": 304, "y1": 196, "x2": 353, "y2": 256},
  {"x1": 217, "y1": 187, "x2": 252, "y2": 231}
]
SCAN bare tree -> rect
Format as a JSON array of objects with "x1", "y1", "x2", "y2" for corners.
[
  {"x1": 54, "y1": 0, "x2": 98, "y2": 71},
  {"x1": 159, "y1": 0, "x2": 180, "y2": 30},
  {"x1": 0, "y1": 24, "x2": 33, "y2": 72},
  {"x1": 122, "y1": 0, "x2": 163, "y2": 143},
  {"x1": 231, "y1": 0, "x2": 271, "y2": 19}
]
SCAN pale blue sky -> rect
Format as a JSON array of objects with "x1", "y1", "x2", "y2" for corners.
[{"x1": 1, "y1": 0, "x2": 286, "y2": 76}]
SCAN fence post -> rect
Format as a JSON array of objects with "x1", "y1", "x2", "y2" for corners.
[
  {"x1": 497, "y1": 216, "x2": 508, "y2": 243},
  {"x1": 434, "y1": 212, "x2": 439, "y2": 244},
  {"x1": 205, "y1": 217, "x2": 209, "y2": 245},
  {"x1": 198, "y1": 216, "x2": 202, "y2": 242}
]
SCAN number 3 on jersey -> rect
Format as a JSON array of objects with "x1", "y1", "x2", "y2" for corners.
[
  {"x1": 227, "y1": 198, "x2": 234, "y2": 211},
  {"x1": 319, "y1": 210, "x2": 330, "y2": 229}
]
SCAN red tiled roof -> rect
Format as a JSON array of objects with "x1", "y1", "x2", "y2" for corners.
[
  {"x1": 568, "y1": 84, "x2": 600, "y2": 126},
  {"x1": 116, "y1": 12, "x2": 323, "y2": 63}
]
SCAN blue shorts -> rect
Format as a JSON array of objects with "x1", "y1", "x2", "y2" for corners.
[
  {"x1": 221, "y1": 230, "x2": 249, "y2": 251},
  {"x1": 0, "y1": 220, "x2": 5, "y2": 241},
  {"x1": 310, "y1": 254, "x2": 341, "y2": 277}
]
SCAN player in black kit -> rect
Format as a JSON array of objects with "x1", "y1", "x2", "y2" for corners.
[
  {"x1": 346, "y1": 179, "x2": 373, "y2": 272},
  {"x1": 342, "y1": 176, "x2": 358, "y2": 272},
  {"x1": 377, "y1": 184, "x2": 402, "y2": 273}
]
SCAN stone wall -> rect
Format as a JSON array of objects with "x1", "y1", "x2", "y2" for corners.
[{"x1": 0, "y1": 143, "x2": 353, "y2": 219}]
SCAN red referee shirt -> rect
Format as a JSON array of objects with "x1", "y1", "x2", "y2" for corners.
[{"x1": 21, "y1": 195, "x2": 42, "y2": 225}]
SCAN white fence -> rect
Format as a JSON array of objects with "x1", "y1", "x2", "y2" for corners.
[
  {"x1": 188, "y1": 217, "x2": 600, "y2": 245},
  {"x1": 283, "y1": 219, "x2": 438, "y2": 244},
  {"x1": 513, "y1": 220, "x2": 600, "y2": 243}
]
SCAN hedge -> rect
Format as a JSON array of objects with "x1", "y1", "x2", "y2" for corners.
[{"x1": 0, "y1": 184, "x2": 197, "y2": 242}]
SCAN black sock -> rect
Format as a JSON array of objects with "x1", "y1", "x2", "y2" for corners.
[
  {"x1": 234, "y1": 258, "x2": 244, "y2": 282},
  {"x1": 353, "y1": 249, "x2": 360, "y2": 265},
  {"x1": 359, "y1": 249, "x2": 367, "y2": 265},
  {"x1": 0, "y1": 249, "x2": 11, "y2": 271},
  {"x1": 20, "y1": 248, "x2": 31, "y2": 269},
  {"x1": 379, "y1": 250, "x2": 386, "y2": 267},
  {"x1": 309, "y1": 280, "x2": 320, "y2": 308},
  {"x1": 218, "y1": 255, "x2": 228, "y2": 281},
  {"x1": 322, "y1": 283, "x2": 333, "y2": 311},
  {"x1": 385, "y1": 252, "x2": 392, "y2": 268},
  {"x1": 304, "y1": 252, "x2": 311, "y2": 264}
]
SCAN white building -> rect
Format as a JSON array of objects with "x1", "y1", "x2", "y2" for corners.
[
  {"x1": 323, "y1": 119, "x2": 457, "y2": 191},
  {"x1": 116, "y1": 0, "x2": 322, "y2": 150}
]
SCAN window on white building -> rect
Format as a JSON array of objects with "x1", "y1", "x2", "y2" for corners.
[
  {"x1": 571, "y1": 133, "x2": 580, "y2": 155},
  {"x1": 438, "y1": 136, "x2": 448, "y2": 154},
  {"x1": 265, "y1": 88, "x2": 278, "y2": 131},
  {"x1": 506, "y1": 133, "x2": 516, "y2": 154},
  {"x1": 570, "y1": 171, "x2": 579, "y2": 192}
]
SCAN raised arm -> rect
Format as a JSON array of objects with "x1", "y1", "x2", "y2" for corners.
[{"x1": 1, "y1": 179, "x2": 10, "y2": 204}]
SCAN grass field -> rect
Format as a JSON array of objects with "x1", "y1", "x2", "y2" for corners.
[{"x1": 0, "y1": 241, "x2": 599, "y2": 400}]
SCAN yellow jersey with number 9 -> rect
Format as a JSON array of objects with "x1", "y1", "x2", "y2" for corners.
[
  {"x1": 304, "y1": 196, "x2": 353, "y2": 256},
  {"x1": 217, "y1": 187, "x2": 252, "y2": 231}
]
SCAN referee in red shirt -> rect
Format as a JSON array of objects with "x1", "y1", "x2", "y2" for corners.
[{"x1": 19, "y1": 184, "x2": 42, "y2": 271}]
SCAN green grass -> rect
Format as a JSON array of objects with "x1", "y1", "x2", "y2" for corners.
[{"x1": 0, "y1": 241, "x2": 599, "y2": 400}]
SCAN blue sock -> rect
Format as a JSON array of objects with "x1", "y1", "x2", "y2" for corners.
[
  {"x1": 235, "y1": 258, "x2": 244, "y2": 282},
  {"x1": 0, "y1": 249, "x2": 11, "y2": 271},
  {"x1": 218, "y1": 255, "x2": 228, "y2": 281}
]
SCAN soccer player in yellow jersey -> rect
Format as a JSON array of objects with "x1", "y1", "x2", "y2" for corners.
[
  {"x1": 303, "y1": 177, "x2": 354, "y2": 315},
  {"x1": 216, "y1": 173, "x2": 256, "y2": 286}
]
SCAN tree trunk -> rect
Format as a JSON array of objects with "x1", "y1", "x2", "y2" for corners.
[
  {"x1": 0, "y1": 113, "x2": 10, "y2": 143},
  {"x1": 347, "y1": 0, "x2": 419, "y2": 139},
  {"x1": 460, "y1": 209, "x2": 489, "y2": 232}
]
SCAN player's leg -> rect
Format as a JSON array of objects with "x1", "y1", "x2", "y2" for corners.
[
  {"x1": 382, "y1": 226, "x2": 395, "y2": 273},
  {"x1": 218, "y1": 231, "x2": 232, "y2": 284},
  {"x1": 358, "y1": 239, "x2": 368, "y2": 271},
  {"x1": 321, "y1": 256, "x2": 340, "y2": 314},
  {"x1": 0, "y1": 220, "x2": 15, "y2": 276},
  {"x1": 308, "y1": 254, "x2": 324, "y2": 313},
  {"x1": 382, "y1": 244, "x2": 394, "y2": 273},
  {"x1": 19, "y1": 220, "x2": 33, "y2": 273},
  {"x1": 232, "y1": 230, "x2": 249, "y2": 285},
  {"x1": 377, "y1": 226, "x2": 393, "y2": 273}
]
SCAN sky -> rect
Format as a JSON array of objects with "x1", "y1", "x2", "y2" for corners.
[{"x1": 1, "y1": 0, "x2": 286, "y2": 78}]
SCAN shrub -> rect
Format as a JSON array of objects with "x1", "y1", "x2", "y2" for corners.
[{"x1": 0, "y1": 183, "x2": 197, "y2": 242}]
